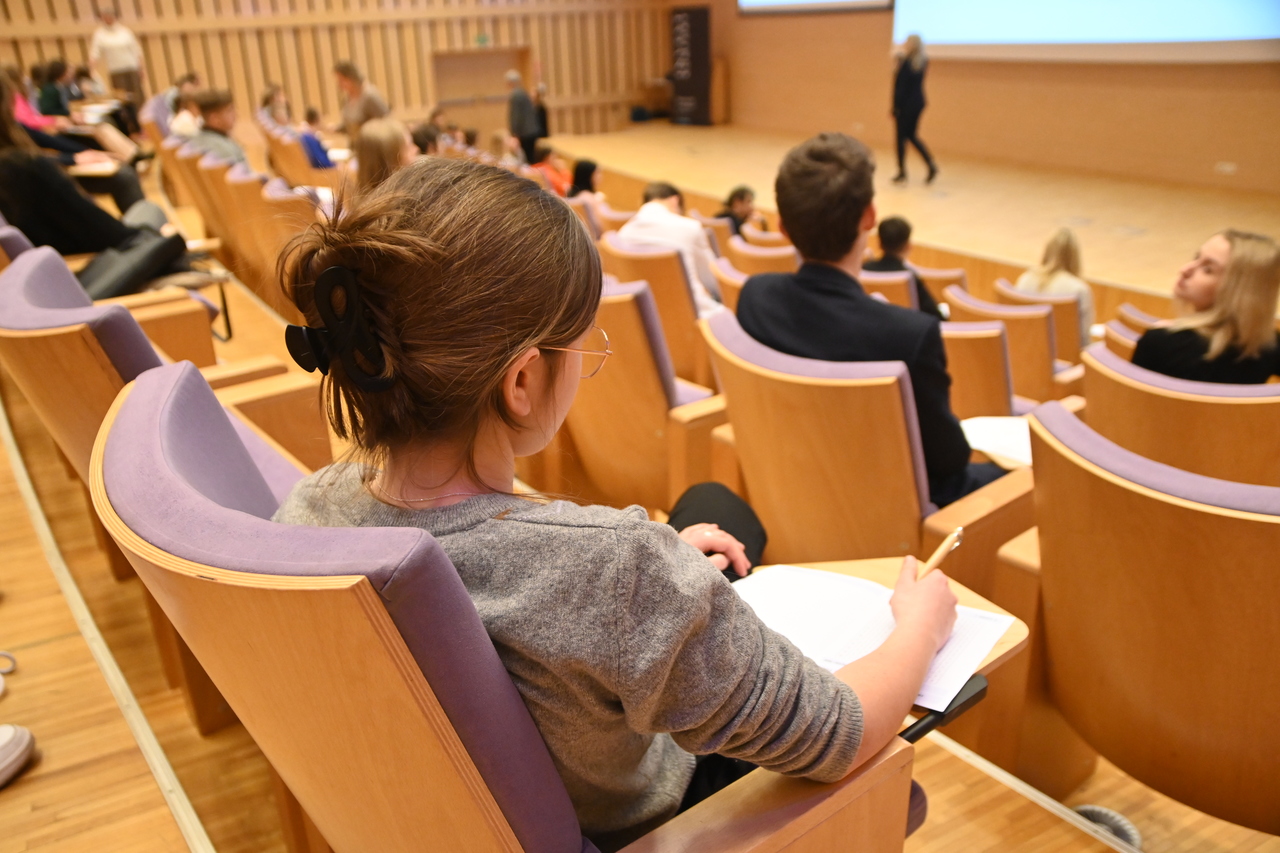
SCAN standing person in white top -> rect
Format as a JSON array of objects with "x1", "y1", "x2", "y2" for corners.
[
  {"x1": 617, "y1": 182, "x2": 724, "y2": 318},
  {"x1": 90, "y1": 7, "x2": 145, "y2": 109},
  {"x1": 1015, "y1": 227, "x2": 1095, "y2": 344}
]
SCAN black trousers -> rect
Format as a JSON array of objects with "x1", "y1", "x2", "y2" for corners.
[
  {"x1": 518, "y1": 134, "x2": 540, "y2": 166},
  {"x1": 74, "y1": 163, "x2": 146, "y2": 214},
  {"x1": 894, "y1": 108, "x2": 935, "y2": 176},
  {"x1": 666, "y1": 482, "x2": 767, "y2": 580},
  {"x1": 929, "y1": 462, "x2": 1007, "y2": 509}
]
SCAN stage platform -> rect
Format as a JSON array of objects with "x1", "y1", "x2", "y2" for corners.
[{"x1": 549, "y1": 123, "x2": 1280, "y2": 304}]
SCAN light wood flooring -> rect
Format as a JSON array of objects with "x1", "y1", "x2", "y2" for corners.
[{"x1": 548, "y1": 123, "x2": 1280, "y2": 298}]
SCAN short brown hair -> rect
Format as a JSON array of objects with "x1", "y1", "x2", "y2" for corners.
[
  {"x1": 333, "y1": 61, "x2": 362, "y2": 83},
  {"x1": 192, "y1": 89, "x2": 234, "y2": 117},
  {"x1": 643, "y1": 181, "x2": 682, "y2": 205},
  {"x1": 878, "y1": 216, "x2": 912, "y2": 255},
  {"x1": 280, "y1": 158, "x2": 601, "y2": 464},
  {"x1": 776, "y1": 133, "x2": 875, "y2": 262}
]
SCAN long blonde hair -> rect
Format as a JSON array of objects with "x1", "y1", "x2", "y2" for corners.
[
  {"x1": 354, "y1": 118, "x2": 409, "y2": 193},
  {"x1": 1173, "y1": 229, "x2": 1280, "y2": 360},
  {"x1": 904, "y1": 34, "x2": 927, "y2": 72},
  {"x1": 1028, "y1": 227, "x2": 1082, "y2": 291}
]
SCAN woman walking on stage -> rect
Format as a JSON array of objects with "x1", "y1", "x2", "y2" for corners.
[{"x1": 892, "y1": 34, "x2": 938, "y2": 185}]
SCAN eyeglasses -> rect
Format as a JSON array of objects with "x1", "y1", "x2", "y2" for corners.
[{"x1": 543, "y1": 326, "x2": 612, "y2": 378}]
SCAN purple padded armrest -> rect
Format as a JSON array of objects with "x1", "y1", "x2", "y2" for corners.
[
  {"x1": 1105, "y1": 320, "x2": 1139, "y2": 343},
  {"x1": 707, "y1": 310, "x2": 935, "y2": 518},
  {"x1": 603, "y1": 278, "x2": 689, "y2": 410},
  {"x1": 103, "y1": 362, "x2": 586, "y2": 853},
  {"x1": 713, "y1": 256, "x2": 747, "y2": 285},
  {"x1": 0, "y1": 225, "x2": 34, "y2": 260},
  {"x1": 1088, "y1": 342, "x2": 1280, "y2": 398},
  {"x1": 1033, "y1": 401, "x2": 1280, "y2": 515},
  {"x1": 0, "y1": 247, "x2": 161, "y2": 382}
]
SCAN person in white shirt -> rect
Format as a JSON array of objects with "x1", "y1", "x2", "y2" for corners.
[
  {"x1": 1015, "y1": 227, "x2": 1095, "y2": 344},
  {"x1": 616, "y1": 182, "x2": 724, "y2": 318},
  {"x1": 168, "y1": 94, "x2": 201, "y2": 139},
  {"x1": 89, "y1": 8, "x2": 144, "y2": 108}
]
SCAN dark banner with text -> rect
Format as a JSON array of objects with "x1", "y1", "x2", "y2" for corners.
[{"x1": 671, "y1": 7, "x2": 711, "y2": 125}]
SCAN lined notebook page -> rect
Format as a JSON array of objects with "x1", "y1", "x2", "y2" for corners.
[
  {"x1": 961, "y1": 416, "x2": 1033, "y2": 467},
  {"x1": 734, "y1": 565, "x2": 1014, "y2": 712}
]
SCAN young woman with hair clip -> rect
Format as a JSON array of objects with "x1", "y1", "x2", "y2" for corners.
[
  {"x1": 1133, "y1": 230, "x2": 1280, "y2": 383},
  {"x1": 352, "y1": 117, "x2": 418, "y2": 193},
  {"x1": 1015, "y1": 227, "x2": 1095, "y2": 342},
  {"x1": 274, "y1": 157, "x2": 959, "y2": 852}
]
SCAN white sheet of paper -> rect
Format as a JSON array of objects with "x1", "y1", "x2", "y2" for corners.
[
  {"x1": 961, "y1": 416, "x2": 1033, "y2": 467},
  {"x1": 734, "y1": 565, "x2": 1015, "y2": 712}
]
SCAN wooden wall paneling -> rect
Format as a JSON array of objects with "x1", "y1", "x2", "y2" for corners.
[
  {"x1": 223, "y1": 30, "x2": 251, "y2": 129},
  {"x1": 279, "y1": 27, "x2": 303, "y2": 110},
  {"x1": 242, "y1": 26, "x2": 267, "y2": 116},
  {"x1": 297, "y1": 26, "x2": 322, "y2": 115}
]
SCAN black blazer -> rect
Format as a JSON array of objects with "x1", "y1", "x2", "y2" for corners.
[
  {"x1": 0, "y1": 153, "x2": 134, "y2": 256},
  {"x1": 736, "y1": 263, "x2": 972, "y2": 500},
  {"x1": 1133, "y1": 327, "x2": 1280, "y2": 384},
  {"x1": 893, "y1": 59, "x2": 926, "y2": 116},
  {"x1": 861, "y1": 255, "x2": 943, "y2": 320}
]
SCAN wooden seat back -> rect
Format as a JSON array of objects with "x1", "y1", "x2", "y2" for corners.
[
  {"x1": 174, "y1": 143, "x2": 229, "y2": 242},
  {"x1": 701, "y1": 312, "x2": 929, "y2": 562},
  {"x1": 1081, "y1": 343, "x2": 1280, "y2": 485},
  {"x1": 940, "y1": 321, "x2": 1014, "y2": 419},
  {"x1": 724, "y1": 235, "x2": 800, "y2": 276},
  {"x1": 598, "y1": 231, "x2": 709, "y2": 385},
  {"x1": 712, "y1": 257, "x2": 747, "y2": 313},
  {"x1": 565, "y1": 194, "x2": 601, "y2": 240},
  {"x1": 740, "y1": 222, "x2": 790, "y2": 248},
  {"x1": 993, "y1": 278, "x2": 1082, "y2": 364},
  {"x1": 945, "y1": 286, "x2": 1057, "y2": 402},
  {"x1": 1102, "y1": 320, "x2": 1139, "y2": 360},
  {"x1": 908, "y1": 265, "x2": 966, "y2": 306},
  {"x1": 859, "y1": 270, "x2": 916, "y2": 310},
  {"x1": 1029, "y1": 402, "x2": 1280, "y2": 834},
  {"x1": 1116, "y1": 302, "x2": 1166, "y2": 333},
  {"x1": 689, "y1": 211, "x2": 733, "y2": 257}
]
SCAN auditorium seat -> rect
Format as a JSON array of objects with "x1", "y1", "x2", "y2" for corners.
[
  {"x1": 1116, "y1": 302, "x2": 1166, "y2": 333},
  {"x1": 993, "y1": 278, "x2": 1084, "y2": 364},
  {"x1": 859, "y1": 269, "x2": 917, "y2": 309},
  {"x1": 1102, "y1": 319, "x2": 1139, "y2": 360},
  {"x1": 223, "y1": 168, "x2": 315, "y2": 324},
  {"x1": 175, "y1": 141, "x2": 232, "y2": 247},
  {"x1": 944, "y1": 286, "x2": 1083, "y2": 403},
  {"x1": 597, "y1": 231, "x2": 712, "y2": 386},
  {"x1": 94, "y1": 359, "x2": 923, "y2": 853},
  {"x1": 559, "y1": 279, "x2": 725, "y2": 510},
  {"x1": 907, "y1": 264, "x2": 966, "y2": 306},
  {"x1": 565, "y1": 194, "x2": 602, "y2": 240},
  {"x1": 592, "y1": 199, "x2": 638, "y2": 231},
  {"x1": 263, "y1": 127, "x2": 343, "y2": 190},
  {"x1": 711, "y1": 256, "x2": 747, "y2": 313},
  {"x1": 992, "y1": 402, "x2": 1280, "y2": 834},
  {"x1": 700, "y1": 310, "x2": 1034, "y2": 591},
  {"x1": 723, "y1": 235, "x2": 799, "y2": 276},
  {"x1": 689, "y1": 210, "x2": 733, "y2": 257},
  {"x1": 940, "y1": 321, "x2": 1034, "y2": 419},
  {"x1": 1081, "y1": 342, "x2": 1280, "y2": 485},
  {"x1": 740, "y1": 222, "x2": 790, "y2": 248}
]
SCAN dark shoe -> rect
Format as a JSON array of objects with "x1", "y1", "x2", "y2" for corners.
[
  {"x1": 926, "y1": 164, "x2": 939, "y2": 184},
  {"x1": 892, "y1": 173, "x2": 907, "y2": 185}
]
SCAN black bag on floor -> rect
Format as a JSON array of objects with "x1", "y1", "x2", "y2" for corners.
[{"x1": 76, "y1": 227, "x2": 187, "y2": 300}]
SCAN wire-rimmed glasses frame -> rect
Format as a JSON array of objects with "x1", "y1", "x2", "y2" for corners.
[{"x1": 542, "y1": 326, "x2": 612, "y2": 378}]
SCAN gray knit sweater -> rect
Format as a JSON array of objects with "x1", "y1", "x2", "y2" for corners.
[{"x1": 273, "y1": 464, "x2": 863, "y2": 848}]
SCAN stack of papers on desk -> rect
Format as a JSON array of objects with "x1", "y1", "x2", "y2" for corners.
[
  {"x1": 961, "y1": 416, "x2": 1033, "y2": 467},
  {"x1": 734, "y1": 565, "x2": 1014, "y2": 712}
]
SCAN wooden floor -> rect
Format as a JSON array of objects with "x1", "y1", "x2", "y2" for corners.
[
  {"x1": 0, "y1": 386, "x2": 188, "y2": 851},
  {"x1": 549, "y1": 123, "x2": 1280, "y2": 298}
]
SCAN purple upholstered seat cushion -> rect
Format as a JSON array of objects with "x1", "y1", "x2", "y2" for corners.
[
  {"x1": 0, "y1": 225, "x2": 34, "y2": 260},
  {"x1": 1087, "y1": 342, "x2": 1280, "y2": 399},
  {"x1": 707, "y1": 310, "x2": 935, "y2": 518},
  {"x1": 0, "y1": 247, "x2": 161, "y2": 382},
  {"x1": 603, "y1": 278, "x2": 687, "y2": 410},
  {"x1": 1033, "y1": 401, "x2": 1280, "y2": 515},
  {"x1": 103, "y1": 362, "x2": 586, "y2": 853}
]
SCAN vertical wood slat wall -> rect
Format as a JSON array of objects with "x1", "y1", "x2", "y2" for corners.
[{"x1": 1, "y1": 0, "x2": 672, "y2": 136}]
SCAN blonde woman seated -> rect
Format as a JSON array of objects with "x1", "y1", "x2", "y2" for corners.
[
  {"x1": 353, "y1": 117, "x2": 418, "y2": 193},
  {"x1": 1133, "y1": 230, "x2": 1280, "y2": 384},
  {"x1": 274, "y1": 158, "x2": 958, "y2": 852},
  {"x1": 1015, "y1": 227, "x2": 1094, "y2": 344}
]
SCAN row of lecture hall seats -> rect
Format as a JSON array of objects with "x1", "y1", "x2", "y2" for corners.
[{"x1": 2, "y1": 133, "x2": 1278, "y2": 849}]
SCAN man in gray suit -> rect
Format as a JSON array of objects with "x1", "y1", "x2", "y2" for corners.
[{"x1": 506, "y1": 70, "x2": 539, "y2": 165}]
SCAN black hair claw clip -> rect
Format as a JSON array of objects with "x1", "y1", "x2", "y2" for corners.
[{"x1": 284, "y1": 266, "x2": 395, "y2": 393}]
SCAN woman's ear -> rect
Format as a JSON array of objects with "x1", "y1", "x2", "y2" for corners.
[{"x1": 502, "y1": 346, "x2": 544, "y2": 419}]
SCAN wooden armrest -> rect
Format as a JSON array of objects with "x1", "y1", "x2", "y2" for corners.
[
  {"x1": 921, "y1": 467, "x2": 1035, "y2": 601},
  {"x1": 63, "y1": 253, "x2": 94, "y2": 273},
  {"x1": 1057, "y1": 394, "x2": 1086, "y2": 415},
  {"x1": 97, "y1": 286, "x2": 193, "y2": 310},
  {"x1": 215, "y1": 373, "x2": 331, "y2": 472},
  {"x1": 186, "y1": 237, "x2": 222, "y2": 254},
  {"x1": 199, "y1": 356, "x2": 289, "y2": 389},
  {"x1": 1051, "y1": 363, "x2": 1084, "y2": 399},
  {"x1": 709, "y1": 422, "x2": 746, "y2": 500},
  {"x1": 666, "y1": 393, "x2": 728, "y2": 509},
  {"x1": 131, "y1": 299, "x2": 217, "y2": 367},
  {"x1": 620, "y1": 739, "x2": 913, "y2": 853}
]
